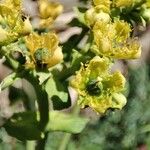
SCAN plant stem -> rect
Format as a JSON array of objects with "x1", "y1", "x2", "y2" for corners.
[
  {"x1": 24, "y1": 72, "x2": 49, "y2": 130},
  {"x1": 58, "y1": 133, "x2": 71, "y2": 150},
  {"x1": 26, "y1": 141, "x2": 36, "y2": 150},
  {"x1": 57, "y1": 105, "x2": 80, "y2": 150}
]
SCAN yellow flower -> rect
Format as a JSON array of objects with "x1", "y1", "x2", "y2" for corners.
[
  {"x1": 93, "y1": 0, "x2": 111, "y2": 9},
  {"x1": 38, "y1": 0, "x2": 63, "y2": 28},
  {"x1": 92, "y1": 20, "x2": 141, "y2": 59},
  {"x1": 85, "y1": 7, "x2": 111, "y2": 27},
  {"x1": 113, "y1": 0, "x2": 135, "y2": 7},
  {"x1": 146, "y1": 0, "x2": 150, "y2": 7},
  {"x1": 25, "y1": 32, "x2": 63, "y2": 69},
  {"x1": 70, "y1": 56, "x2": 126, "y2": 114},
  {"x1": 85, "y1": 0, "x2": 111, "y2": 27},
  {"x1": 0, "y1": 26, "x2": 8, "y2": 42},
  {"x1": 0, "y1": 0, "x2": 32, "y2": 45}
]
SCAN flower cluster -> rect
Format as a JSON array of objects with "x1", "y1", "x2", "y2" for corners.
[
  {"x1": 70, "y1": 0, "x2": 142, "y2": 113},
  {"x1": 92, "y1": 20, "x2": 141, "y2": 59},
  {"x1": 71, "y1": 56, "x2": 126, "y2": 113},
  {"x1": 0, "y1": 0, "x2": 63, "y2": 70},
  {"x1": 85, "y1": 0, "x2": 141, "y2": 59},
  {"x1": 0, "y1": 0, "x2": 32, "y2": 46}
]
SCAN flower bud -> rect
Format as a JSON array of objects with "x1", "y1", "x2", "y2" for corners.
[
  {"x1": 22, "y1": 18, "x2": 32, "y2": 34},
  {"x1": 85, "y1": 8, "x2": 110, "y2": 26},
  {"x1": 112, "y1": 93, "x2": 127, "y2": 109}
]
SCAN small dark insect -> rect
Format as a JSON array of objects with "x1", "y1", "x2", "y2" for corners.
[{"x1": 86, "y1": 79, "x2": 102, "y2": 96}]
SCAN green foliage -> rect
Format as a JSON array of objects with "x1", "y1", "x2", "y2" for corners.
[
  {"x1": 3, "y1": 111, "x2": 89, "y2": 140},
  {"x1": 45, "y1": 77, "x2": 68, "y2": 103},
  {"x1": 46, "y1": 111, "x2": 89, "y2": 133},
  {"x1": 0, "y1": 72, "x2": 19, "y2": 92},
  {"x1": 4, "y1": 112, "x2": 43, "y2": 140}
]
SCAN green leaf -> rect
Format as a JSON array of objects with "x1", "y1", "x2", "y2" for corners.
[
  {"x1": 69, "y1": 18, "x2": 87, "y2": 28},
  {"x1": 46, "y1": 111, "x2": 89, "y2": 133},
  {"x1": 62, "y1": 34, "x2": 79, "y2": 60},
  {"x1": 35, "y1": 71, "x2": 51, "y2": 85},
  {"x1": 71, "y1": 49, "x2": 93, "y2": 70},
  {"x1": 73, "y1": 7, "x2": 87, "y2": 25},
  {"x1": 0, "y1": 72, "x2": 19, "y2": 92},
  {"x1": 71, "y1": 49, "x2": 83, "y2": 66},
  {"x1": 45, "y1": 77, "x2": 68, "y2": 102},
  {"x1": 4, "y1": 112, "x2": 43, "y2": 140}
]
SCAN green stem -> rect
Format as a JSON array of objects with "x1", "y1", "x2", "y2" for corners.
[
  {"x1": 36, "y1": 132, "x2": 48, "y2": 150},
  {"x1": 5, "y1": 54, "x2": 19, "y2": 70},
  {"x1": 24, "y1": 71, "x2": 49, "y2": 130},
  {"x1": 26, "y1": 141, "x2": 36, "y2": 150},
  {"x1": 0, "y1": 72, "x2": 18, "y2": 91},
  {"x1": 0, "y1": 47, "x2": 19, "y2": 70},
  {"x1": 58, "y1": 133, "x2": 71, "y2": 150},
  {"x1": 57, "y1": 105, "x2": 80, "y2": 150}
]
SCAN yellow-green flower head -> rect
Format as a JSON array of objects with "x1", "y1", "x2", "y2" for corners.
[
  {"x1": 0, "y1": 0, "x2": 32, "y2": 46},
  {"x1": 113, "y1": 0, "x2": 135, "y2": 7},
  {"x1": 70, "y1": 56, "x2": 127, "y2": 114},
  {"x1": 85, "y1": 0, "x2": 111, "y2": 27},
  {"x1": 85, "y1": 6, "x2": 111, "y2": 27},
  {"x1": 93, "y1": 0, "x2": 111, "y2": 9},
  {"x1": 25, "y1": 32, "x2": 63, "y2": 69},
  {"x1": 146, "y1": 0, "x2": 150, "y2": 7},
  {"x1": 38, "y1": 0, "x2": 63, "y2": 28},
  {"x1": 92, "y1": 20, "x2": 141, "y2": 59}
]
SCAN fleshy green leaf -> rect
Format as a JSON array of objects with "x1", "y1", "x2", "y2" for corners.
[
  {"x1": 0, "y1": 72, "x2": 19, "y2": 92},
  {"x1": 46, "y1": 111, "x2": 89, "y2": 133},
  {"x1": 73, "y1": 7, "x2": 87, "y2": 25},
  {"x1": 4, "y1": 112, "x2": 43, "y2": 140},
  {"x1": 45, "y1": 77, "x2": 68, "y2": 102},
  {"x1": 69, "y1": 18, "x2": 87, "y2": 28},
  {"x1": 35, "y1": 71, "x2": 51, "y2": 85}
]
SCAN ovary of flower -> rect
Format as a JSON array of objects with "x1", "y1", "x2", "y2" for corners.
[
  {"x1": 92, "y1": 20, "x2": 141, "y2": 59},
  {"x1": 0, "y1": 0, "x2": 32, "y2": 45},
  {"x1": 38, "y1": 0, "x2": 63, "y2": 28},
  {"x1": 70, "y1": 56, "x2": 126, "y2": 114},
  {"x1": 25, "y1": 33, "x2": 63, "y2": 69}
]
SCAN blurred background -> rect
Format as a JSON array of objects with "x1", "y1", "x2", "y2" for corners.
[{"x1": 1, "y1": 0, "x2": 150, "y2": 150}]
